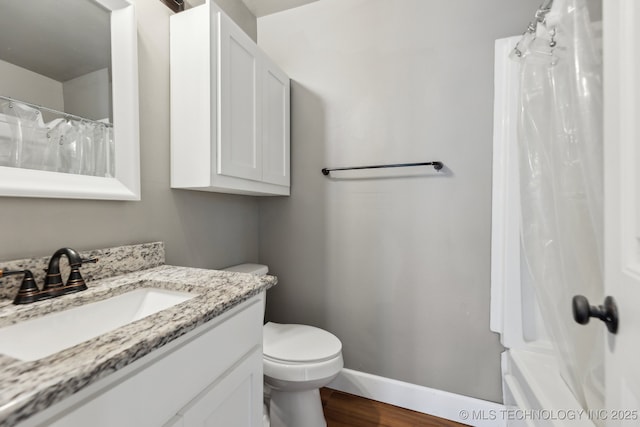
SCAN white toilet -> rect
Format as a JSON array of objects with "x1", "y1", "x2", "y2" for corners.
[{"x1": 223, "y1": 263, "x2": 343, "y2": 427}]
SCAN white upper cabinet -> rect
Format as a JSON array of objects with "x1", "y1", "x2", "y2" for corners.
[{"x1": 170, "y1": 2, "x2": 290, "y2": 196}]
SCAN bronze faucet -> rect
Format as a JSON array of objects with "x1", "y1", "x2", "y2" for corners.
[
  {"x1": 0, "y1": 248, "x2": 98, "y2": 304},
  {"x1": 43, "y1": 248, "x2": 97, "y2": 297}
]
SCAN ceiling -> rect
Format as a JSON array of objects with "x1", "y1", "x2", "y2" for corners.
[
  {"x1": 241, "y1": 0, "x2": 319, "y2": 17},
  {"x1": 0, "y1": 0, "x2": 318, "y2": 84},
  {"x1": 0, "y1": 0, "x2": 110, "y2": 83}
]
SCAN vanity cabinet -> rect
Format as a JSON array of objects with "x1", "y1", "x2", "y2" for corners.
[
  {"x1": 20, "y1": 293, "x2": 265, "y2": 427},
  {"x1": 170, "y1": 2, "x2": 290, "y2": 196},
  {"x1": 168, "y1": 350, "x2": 262, "y2": 426}
]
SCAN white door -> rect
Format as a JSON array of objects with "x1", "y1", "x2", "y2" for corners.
[
  {"x1": 603, "y1": 1, "x2": 640, "y2": 423},
  {"x1": 218, "y1": 11, "x2": 262, "y2": 182}
]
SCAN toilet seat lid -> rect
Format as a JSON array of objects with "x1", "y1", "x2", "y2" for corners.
[{"x1": 263, "y1": 322, "x2": 342, "y2": 363}]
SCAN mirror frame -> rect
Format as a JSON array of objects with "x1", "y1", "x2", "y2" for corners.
[{"x1": 0, "y1": 0, "x2": 140, "y2": 200}]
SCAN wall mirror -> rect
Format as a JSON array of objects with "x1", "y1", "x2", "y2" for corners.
[{"x1": 0, "y1": 0, "x2": 140, "y2": 200}]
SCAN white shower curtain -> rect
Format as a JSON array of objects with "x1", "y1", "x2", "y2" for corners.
[
  {"x1": 514, "y1": 0, "x2": 603, "y2": 413},
  {"x1": 0, "y1": 98, "x2": 114, "y2": 177}
]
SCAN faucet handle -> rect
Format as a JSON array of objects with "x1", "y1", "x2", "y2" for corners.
[
  {"x1": 64, "y1": 267, "x2": 87, "y2": 294},
  {"x1": 14, "y1": 270, "x2": 41, "y2": 304},
  {"x1": 0, "y1": 269, "x2": 42, "y2": 305},
  {"x1": 0, "y1": 269, "x2": 17, "y2": 279},
  {"x1": 64, "y1": 257, "x2": 98, "y2": 295}
]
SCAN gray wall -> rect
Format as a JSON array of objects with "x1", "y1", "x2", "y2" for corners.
[
  {"x1": 0, "y1": 0, "x2": 259, "y2": 270},
  {"x1": 257, "y1": 0, "x2": 541, "y2": 403},
  {"x1": 0, "y1": 59, "x2": 64, "y2": 112},
  {"x1": 63, "y1": 68, "x2": 110, "y2": 121}
]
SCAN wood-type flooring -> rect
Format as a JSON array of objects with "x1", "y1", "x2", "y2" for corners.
[{"x1": 320, "y1": 388, "x2": 470, "y2": 427}]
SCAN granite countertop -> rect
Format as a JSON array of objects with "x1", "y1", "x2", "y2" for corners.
[{"x1": 0, "y1": 243, "x2": 276, "y2": 427}]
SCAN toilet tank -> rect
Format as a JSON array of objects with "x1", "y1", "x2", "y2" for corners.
[
  {"x1": 223, "y1": 264, "x2": 269, "y2": 319},
  {"x1": 223, "y1": 263, "x2": 268, "y2": 276}
]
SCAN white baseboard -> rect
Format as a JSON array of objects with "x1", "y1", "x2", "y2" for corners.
[{"x1": 327, "y1": 368, "x2": 506, "y2": 427}]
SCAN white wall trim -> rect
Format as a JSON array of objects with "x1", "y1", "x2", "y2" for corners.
[{"x1": 327, "y1": 368, "x2": 506, "y2": 427}]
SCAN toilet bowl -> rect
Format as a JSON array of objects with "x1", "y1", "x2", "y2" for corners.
[
  {"x1": 264, "y1": 322, "x2": 343, "y2": 427},
  {"x1": 223, "y1": 264, "x2": 343, "y2": 427}
]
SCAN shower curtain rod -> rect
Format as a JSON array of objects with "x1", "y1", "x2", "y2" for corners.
[{"x1": 0, "y1": 95, "x2": 112, "y2": 127}]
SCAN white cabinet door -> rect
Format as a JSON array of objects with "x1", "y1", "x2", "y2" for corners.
[
  {"x1": 218, "y1": 12, "x2": 262, "y2": 182},
  {"x1": 180, "y1": 349, "x2": 263, "y2": 427},
  {"x1": 261, "y1": 57, "x2": 290, "y2": 187}
]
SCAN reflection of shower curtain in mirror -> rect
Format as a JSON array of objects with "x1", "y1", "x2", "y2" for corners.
[
  {"x1": 514, "y1": 0, "x2": 604, "y2": 415},
  {"x1": 0, "y1": 98, "x2": 114, "y2": 177}
]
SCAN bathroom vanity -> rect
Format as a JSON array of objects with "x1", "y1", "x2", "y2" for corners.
[{"x1": 0, "y1": 243, "x2": 275, "y2": 427}]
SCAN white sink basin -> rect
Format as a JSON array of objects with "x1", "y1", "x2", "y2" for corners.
[{"x1": 0, "y1": 288, "x2": 195, "y2": 361}]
